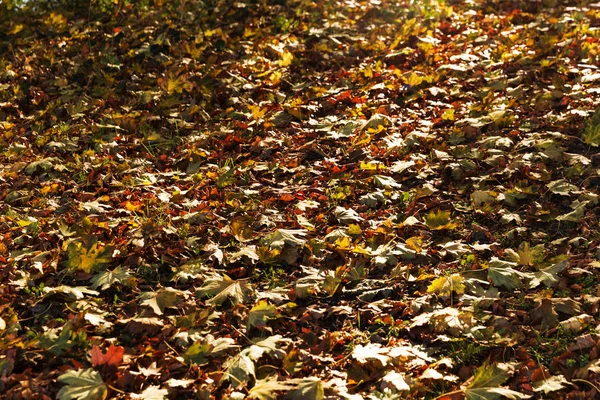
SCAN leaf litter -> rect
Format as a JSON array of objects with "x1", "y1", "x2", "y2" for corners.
[{"x1": 2, "y1": 0, "x2": 600, "y2": 399}]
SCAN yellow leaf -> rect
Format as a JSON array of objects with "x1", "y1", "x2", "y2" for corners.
[
  {"x1": 424, "y1": 209, "x2": 458, "y2": 230},
  {"x1": 360, "y1": 161, "x2": 384, "y2": 171},
  {"x1": 66, "y1": 238, "x2": 113, "y2": 273},
  {"x1": 248, "y1": 104, "x2": 267, "y2": 120},
  {"x1": 352, "y1": 245, "x2": 371, "y2": 255},
  {"x1": 124, "y1": 201, "x2": 141, "y2": 212},
  {"x1": 348, "y1": 224, "x2": 362, "y2": 236},
  {"x1": 334, "y1": 236, "x2": 352, "y2": 250},
  {"x1": 405, "y1": 236, "x2": 423, "y2": 252},
  {"x1": 442, "y1": 108, "x2": 455, "y2": 121},
  {"x1": 248, "y1": 300, "x2": 277, "y2": 328},
  {"x1": 404, "y1": 72, "x2": 424, "y2": 87},
  {"x1": 427, "y1": 274, "x2": 465, "y2": 296},
  {"x1": 268, "y1": 71, "x2": 282, "y2": 85},
  {"x1": 9, "y1": 24, "x2": 24, "y2": 35},
  {"x1": 279, "y1": 50, "x2": 294, "y2": 67},
  {"x1": 230, "y1": 216, "x2": 255, "y2": 242}
]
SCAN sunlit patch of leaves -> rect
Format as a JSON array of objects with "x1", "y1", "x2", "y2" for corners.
[{"x1": 2, "y1": 0, "x2": 600, "y2": 398}]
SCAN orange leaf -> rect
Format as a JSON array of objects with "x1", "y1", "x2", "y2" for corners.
[{"x1": 91, "y1": 344, "x2": 125, "y2": 367}]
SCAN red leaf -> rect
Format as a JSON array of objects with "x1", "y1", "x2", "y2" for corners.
[{"x1": 91, "y1": 344, "x2": 125, "y2": 367}]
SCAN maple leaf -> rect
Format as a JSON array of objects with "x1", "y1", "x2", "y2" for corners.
[
  {"x1": 262, "y1": 229, "x2": 308, "y2": 249},
  {"x1": 529, "y1": 260, "x2": 568, "y2": 288},
  {"x1": 139, "y1": 287, "x2": 189, "y2": 315},
  {"x1": 90, "y1": 266, "x2": 131, "y2": 290},
  {"x1": 230, "y1": 215, "x2": 255, "y2": 242},
  {"x1": 373, "y1": 175, "x2": 402, "y2": 189},
  {"x1": 351, "y1": 343, "x2": 390, "y2": 366},
  {"x1": 90, "y1": 344, "x2": 125, "y2": 367},
  {"x1": 248, "y1": 299, "x2": 277, "y2": 329},
  {"x1": 197, "y1": 274, "x2": 252, "y2": 306},
  {"x1": 248, "y1": 376, "x2": 294, "y2": 400},
  {"x1": 42, "y1": 285, "x2": 99, "y2": 301},
  {"x1": 505, "y1": 242, "x2": 545, "y2": 266},
  {"x1": 57, "y1": 369, "x2": 107, "y2": 400},
  {"x1": 39, "y1": 322, "x2": 74, "y2": 356},
  {"x1": 65, "y1": 237, "x2": 113, "y2": 273},
  {"x1": 334, "y1": 206, "x2": 364, "y2": 224},
  {"x1": 224, "y1": 353, "x2": 255, "y2": 389},
  {"x1": 530, "y1": 298, "x2": 559, "y2": 329},
  {"x1": 182, "y1": 340, "x2": 217, "y2": 366},
  {"x1": 248, "y1": 335, "x2": 291, "y2": 360},
  {"x1": 582, "y1": 110, "x2": 600, "y2": 146},
  {"x1": 462, "y1": 362, "x2": 531, "y2": 400},
  {"x1": 427, "y1": 274, "x2": 465, "y2": 296},
  {"x1": 546, "y1": 179, "x2": 580, "y2": 196},
  {"x1": 424, "y1": 209, "x2": 458, "y2": 230},
  {"x1": 131, "y1": 385, "x2": 169, "y2": 400},
  {"x1": 380, "y1": 371, "x2": 411, "y2": 392},
  {"x1": 532, "y1": 375, "x2": 569, "y2": 394},
  {"x1": 286, "y1": 377, "x2": 325, "y2": 400},
  {"x1": 487, "y1": 258, "x2": 529, "y2": 290}
]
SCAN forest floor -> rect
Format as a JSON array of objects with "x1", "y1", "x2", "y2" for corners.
[{"x1": 2, "y1": 0, "x2": 600, "y2": 398}]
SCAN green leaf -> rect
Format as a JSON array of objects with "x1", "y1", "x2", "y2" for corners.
[
  {"x1": 40, "y1": 322, "x2": 73, "y2": 356},
  {"x1": 248, "y1": 300, "x2": 277, "y2": 329},
  {"x1": 57, "y1": 369, "x2": 107, "y2": 400},
  {"x1": 556, "y1": 203, "x2": 586, "y2": 222},
  {"x1": 183, "y1": 336, "x2": 238, "y2": 366},
  {"x1": 363, "y1": 113, "x2": 391, "y2": 130},
  {"x1": 427, "y1": 274, "x2": 465, "y2": 296},
  {"x1": 197, "y1": 274, "x2": 253, "y2": 306},
  {"x1": 248, "y1": 376, "x2": 294, "y2": 400},
  {"x1": 465, "y1": 387, "x2": 532, "y2": 400}
]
